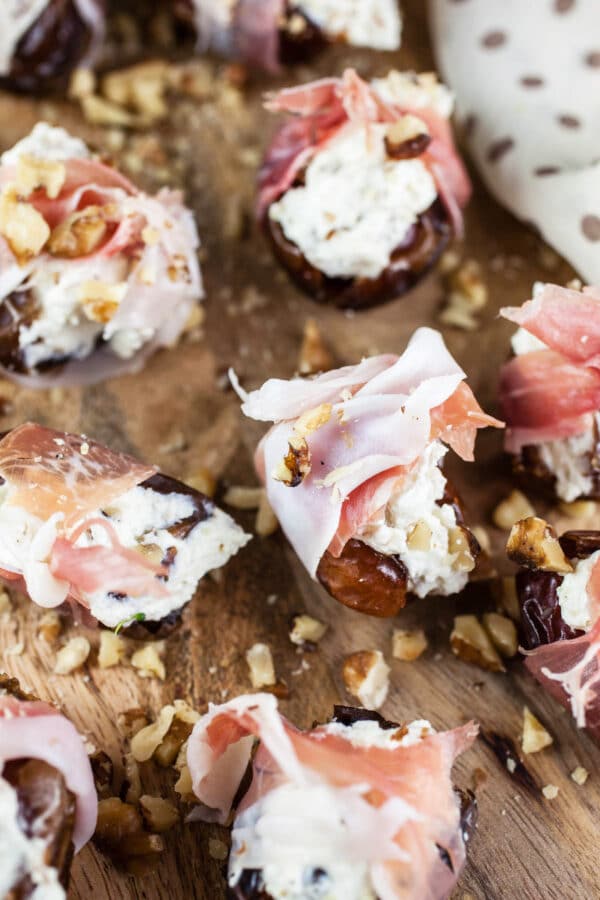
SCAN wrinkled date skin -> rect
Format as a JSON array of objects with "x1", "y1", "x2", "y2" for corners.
[
  {"x1": 265, "y1": 200, "x2": 452, "y2": 311},
  {"x1": 317, "y1": 538, "x2": 409, "y2": 617},
  {"x1": 513, "y1": 442, "x2": 600, "y2": 501},
  {"x1": 515, "y1": 529, "x2": 600, "y2": 649},
  {"x1": 3, "y1": 0, "x2": 98, "y2": 93}
]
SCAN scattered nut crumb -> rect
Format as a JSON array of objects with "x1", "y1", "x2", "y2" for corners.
[
  {"x1": 542, "y1": 784, "x2": 559, "y2": 800},
  {"x1": 571, "y1": 766, "x2": 589, "y2": 786},
  {"x1": 37, "y1": 610, "x2": 61, "y2": 642},
  {"x1": 439, "y1": 258, "x2": 488, "y2": 331},
  {"x1": 122, "y1": 752, "x2": 142, "y2": 805},
  {"x1": 342, "y1": 650, "x2": 390, "y2": 710},
  {"x1": 289, "y1": 614, "x2": 327, "y2": 646},
  {"x1": 117, "y1": 708, "x2": 148, "y2": 739},
  {"x1": 208, "y1": 838, "x2": 228, "y2": 861},
  {"x1": 298, "y1": 319, "x2": 334, "y2": 375},
  {"x1": 482, "y1": 613, "x2": 518, "y2": 658},
  {"x1": 223, "y1": 485, "x2": 263, "y2": 509},
  {"x1": 186, "y1": 467, "x2": 216, "y2": 497},
  {"x1": 256, "y1": 492, "x2": 278, "y2": 536},
  {"x1": 0, "y1": 590, "x2": 11, "y2": 618},
  {"x1": 98, "y1": 631, "x2": 127, "y2": 669},
  {"x1": 131, "y1": 701, "x2": 198, "y2": 763},
  {"x1": 450, "y1": 615, "x2": 504, "y2": 672},
  {"x1": 493, "y1": 491, "x2": 535, "y2": 530},
  {"x1": 559, "y1": 499, "x2": 598, "y2": 520},
  {"x1": 246, "y1": 643, "x2": 276, "y2": 688},
  {"x1": 522, "y1": 707, "x2": 553, "y2": 754},
  {"x1": 69, "y1": 67, "x2": 96, "y2": 99},
  {"x1": 496, "y1": 576, "x2": 520, "y2": 621},
  {"x1": 54, "y1": 636, "x2": 91, "y2": 675},
  {"x1": 139, "y1": 795, "x2": 179, "y2": 833},
  {"x1": 392, "y1": 628, "x2": 428, "y2": 662},
  {"x1": 506, "y1": 517, "x2": 573, "y2": 573},
  {"x1": 131, "y1": 643, "x2": 166, "y2": 680}
]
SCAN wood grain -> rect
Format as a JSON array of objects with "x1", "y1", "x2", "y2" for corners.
[{"x1": 0, "y1": 3, "x2": 598, "y2": 898}]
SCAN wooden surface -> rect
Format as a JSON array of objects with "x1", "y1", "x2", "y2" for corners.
[{"x1": 0, "y1": 4, "x2": 599, "y2": 899}]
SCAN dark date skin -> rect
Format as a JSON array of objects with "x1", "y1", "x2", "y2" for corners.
[
  {"x1": 513, "y1": 439, "x2": 600, "y2": 501},
  {"x1": 516, "y1": 529, "x2": 598, "y2": 649},
  {"x1": 2, "y1": 0, "x2": 99, "y2": 94},
  {"x1": 266, "y1": 200, "x2": 452, "y2": 311}
]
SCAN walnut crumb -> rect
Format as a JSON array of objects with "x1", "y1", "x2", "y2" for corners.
[
  {"x1": 246, "y1": 643, "x2": 276, "y2": 689},
  {"x1": 342, "y1": 650, "x2": 390, "y2": 710},
  {"x1": 542, "y1": 784, "x2": 559, "y2": 800},
  {"x1": 54, "y1": 636, "x2": 91, "y2": 674},
  {"x1": 37, "y1": 610, "x2": 62, "y2": 643},
  {"x1": 98, "y1": 631, "x2": 127, "y2": 669},
  {"x1": 289, "y1": 614, "x2": 327, "y2": 646},
  {"x1": 492, "y1": 491, "x2": 535, "y2": 530},
  {"x1": 392, "y1": 628, "x2": 428, "y2": 662},
  {"x1": 571, "y1": 766, "x2": 589, "y2": 786},
  {"x1": 131, "y1": 643, "x2": 166, "y2": 680},
  {"x1": 522, "y1": 707, "x2": 553, "y2": 754}
]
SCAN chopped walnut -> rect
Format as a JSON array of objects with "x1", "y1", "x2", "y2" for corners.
[
  {"x1": 48, "y1": 206, "x2": 109, "y2": 259},
  {"x1": 273, "y1": 436, "x2": 311, "y2": 486},
  {"x1": 78, "y1": 279, "x2": 128, "y2": 324},
  {"x1": 81, "y1": 94, "x2": 140, "y2": 128},
  {"x1": 298, "y1": 319, "x2": 334, "y2": 375},
  {"x1": 246, "y1": 643, "x2": 276, "y2": 688},
  {"x1": 406, "y1": 520, "x2": 432, "y2": 551},
  {"x1": 392, "y1": 628, "x2": 428, "y2": 662},
  {"x1": 122, "y1": 752, "x2": 142, "y2": 805},
  {"x1": 289, "y1": 614, "x2": 327, "y2": 646},
  {"x1": 522, "y1": 707, "x2": 553, "y2": 754},
  {"x1": 37, "y1": 610, "x2": 61, "y2": 643},
  {"x1": 139, "y1": 796, "x2": 179, "y2": 833},
  {"x1": 450, "y1": 615, "x2": 504, "y2": 672},
  {"x1": 482, "y1": 613, "x2": 518, "y2": 658},
  {"x1": 439, "y1": 258, "x2": 488, "y2": 331},
  {"x1": 54, "y1": 636, "x2": 91, "y2": 675},
  {"x1": 571, "y1": 766, "x2": 589, "y2": 786},
  {"x1": 223, "y1": 485, "x2": 263, "y2": 509},
  {"x1": 69, "y1": 67, "x2": 96, "y2": 99},
  {"x1": 186, "y1": 467, "x2": 216, "y2": 497},
  {"x1": 15, "y1": 155, "x2": 66, "y2": 200},
  {"x1": 255, "y1": 492, "x2": 279, "y2": 537},
  {"x1": 131, "y1": 644, "x2": 166, "y2": 680},
  {"x1": 471, "y1": 525, "x2": 491, "y2": 555},
  {"x1": 542, "y1": 784, "x2": 559, "y2": 800},
  {"x1": 449, "y1": 526, "x2": 476, "y2": 572},
  {"x1": 342, "y1": 650, "x2": 390, "y2": 710},
  {"x1": 94, "y1": 797, "x2": 164, "y2": 875},
  {"x1": 506, "y1": 517, "x2": 573, "y2": 573},
  {"x1": 131, "y1": 701, "x2": 198, "y2": 764},
  {"x1": 559, "y1": 499, "x2": 598, "y2": 520},
  {"x1": 98, "y1": 631, "x2": 127, "y2": 669},
  {"x1": 0, "y1": 189, "x2": 50, "y2": 263},
  {"x1": 173, "y1": 743, "x2": 194, "y2": 800},
  {"x1": 90, "y1": 750, "x2": 114, "y2": 800},
  {"x1": 493, "y1": 491, "x2": 535, "y2": 530},
  {"x1": 495, "y1": 576, "x2": 520, "y2": 622},
  {"x1": 117, "y1": 708, "x2": 148, "y2": 738}
]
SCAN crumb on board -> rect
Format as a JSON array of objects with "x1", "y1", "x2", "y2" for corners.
[
  {"x1": 492, "y1": 490, "x2": 535, "y2": 530},
  {"x1": 342, "y1": 650, "x2": 390, "y2": 710},
  {"x1": 571, "y1": 766, "x2": 589, "y2": 786},
  {"x1": 54, "y1": 636, "x2": 91, "y2": 674},
  {"x1": 246, "y1": 642, "x2": 276, "y2": 689},
  {"x1": 37, "y1": 610, "x2": 62, "y2": 643},
  {"x1": 522, "y1": 707, "x2": 554, "y2": 754},
  {"x1": 391, "y1": 628, "x2": 428, "y2": 662},
  {"x1": 542, "y1": 784, "x2": 559, "y2": 800},
  {"x1": 131, "y1": 643, "x2": 166, "y2": 680},
  {"x1": 98, "y1": 631, "x2": 127, "y2": 669},
  {"x1": 289, "y1": 614, "x2": 327, "y2": 646},
  {"x1": 450, "y1": 615, "x2": 504, "y2": 672}
]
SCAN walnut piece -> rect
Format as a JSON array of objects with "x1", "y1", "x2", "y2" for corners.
[
  {"x1": 542, "y1": 784, "x2": 559, "y2": 800},
  {"x1": 406, "y1": 520, "x2": 432, "y2": 551},
  {"x1": 139, "y1": 796, "x2": 179, "y2": 833},
  {"x1": 54, "y1": 636, "x2": 91, "y2": 675},
  {"x1": 449, "y1": 526, "x2": 476, "y2": 572},
  {"x1": 493, "y1": 490, "x2": 535, "y2": 530},
  {"x1": 94, "y1": 797, "x2": 164, "y2": 875},
  {"x1": 506, "y1": 517, "x2": 573, "y2": 573},
  {"x1": 48, "y1": 206, "x2": 109, "y2": 258},
  {"x1": 522, "y1": 707, "x2": 553, "y2": 754},
  {"x1": 98, "y1": 631, "x2": 126, "y2": 669},
  {"x1": 0, "y1": 189, "x2": 50, "y2": 263},
  {"x1": 131, "y1": 643, "x2": 166, "y2": 680},
  {"x1": 342, "y1": 650, "x2": 390, "y2": 710},
  {"x1": 298, "y1": 318, "x2": 334, "y2": 375},
  {"x1": 246, "y1": 642, "x2": 276, "y2": 688},
  {"x1": 450, "y1": 615, "x2": 504, "y2": 672},
  {"x1": 130, "y1": 701, "x2": 198, "y2": 763},
  {"x1": 273, "y1": 436, "x2": 311, "y2": 486},
  {"x1": 289, "y1": 614, "x2": 327, "y2": 646},
  {"x1": 79, "y1": 279, "x2": 128, "y2": 324},
  {"x1": 255, "y1": 493, "x2": 279, "y2": 537},
  {"x1": 37, "y1": 610, "x2": 62, "y2": 643},
  {"x1": 16, "y1": 155, "x2": 66, "y2": 199},
  {"x1": 186, "y1": 467, "x2": 216, "y2": 497},
  {"x1": 117, "y1": 707, "x2": 148, "y2": 738},
  {"x1": 123, "y1": 752, "x2": 142, "y2": 805},
  {"x1": 482, "y1": 613, "x2": 518, "y2": 658},
  {"x1": 571, "y1": 766, "x2": 589, "y2": 786},
  {"x1": 223, "y1": 485, "x2": 263, "y2": 509},
  {"x1": 392, "y1": 628, "x2": 428, "y2": 662}
]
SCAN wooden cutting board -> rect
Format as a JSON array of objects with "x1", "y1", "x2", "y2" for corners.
[{"x1": 0, "y1": 3, "x2": 598, "y2": 898}]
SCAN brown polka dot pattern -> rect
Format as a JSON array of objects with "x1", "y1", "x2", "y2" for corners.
[
  {"x1": 554, "y1": 0, "x2": 576, "y2": 11},
  {"x1": 582, "y1": 215, "x2": 600, "y2": 241},
  {"x1": 487, "y1": 137, "x2": 515, "y2": 163},
  {"x1": 520, "y1": 75, "x2": 545, "y2": 88},
  {"x1": 585, "y1": 51, "x2": 600, "y2": 67},
  {"x1": 481, "y1": 30, "x2": 507, "y2": 49},
  {"x1": 463, "y1": 114, "x2": 478, "y2": 138},
  {"x1": 558, "y1": 114, "x2": 581, "y2": 128},
  {"x1": 535, "y1": 166, "x2": 561, "y2": 176}
]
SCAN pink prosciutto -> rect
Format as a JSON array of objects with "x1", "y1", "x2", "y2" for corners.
[
  {"x1": 0, "y1": 693, "x2": 97, "y2": 850},
  {"x1": 187, "y1": 0, "x2": 284, "y2": 72},
  {"x1": 0, "y1": 422, "x2": 167, "y2": 614},
  {"x1": 187, "y1": 693, "x2": 478, "y2": 900},
  {"x1": 0, "y1": 141, "x2": 202, "y2": 386},
  {"x1": 500, "y1": 283, "x2": 600, "y2": 452},
  {"x1": 237, "y1": 327, "x2": 502, "y2": 578},
  {"x1": 257, "y1": 69, "x2": 471, "y2": 235}
]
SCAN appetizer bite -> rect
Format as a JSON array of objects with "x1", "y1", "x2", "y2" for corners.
[
  {"x1": 187, "y1": 694, "x2": 478, "y2": 900},
  {"x1": 1, "y1": 1, "x2": 105, "y2": 92},
  {"x1": 175, "y1": 0, "x2": 402, "y2": 71},
  {"x1": 500, "y1": 283, "x2": 600, "y2": 502},
  {"x1": 237, "y1": 327, "x2": 502, "y2": 615},
  {"x1": 508, "y1": 517, "x2": 600, "y2": 742},
  {"x1": 0, "y1": 675, "x2": 97, "y2": 897},
  {"x1": 0, "y1": 423, "x2": 250, "y2": 630},
  {"x1": 258, "y1": 69, "x2": 470, "y2": 310},
  {"x1": 0, "y1": 122, "x2": 202, "y2": 385}
]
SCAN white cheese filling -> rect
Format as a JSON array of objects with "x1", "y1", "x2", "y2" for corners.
[
  {"x1": 268, "y1": 123, "x2": 437, "y2": 281},
  {"x1": 371, "y1": 70, "x2": 454, "y2": 120},
  {"x1": 0, "y1": 775, "x2": 65, "y2": 900},
  {"x1": 0, "y1": 481, "x2": 250, "y2": 627},
  {"x1": 557, "y1": 551, "x2": 600, "y2": 633},
  {"x1": 1, "y1": 123, "x2": 90, "y2": 166},
  {"x1": 0, "y1": 1, "x2": 51, "y2": 76},
  {"x1": 356, "y1": 441, "x2": 471, "y2": 598},
  {"x1": 228, "y1": 717, "x2": 433, "y2": 900},
  {"x1": 296, "y1": 0, "x2": 401, "y2": 51}
]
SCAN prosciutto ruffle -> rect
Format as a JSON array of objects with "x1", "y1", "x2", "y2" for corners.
[
  {"x1": 0, "y1": 691, "x2": 97, "y2": 851},
  {"x1": 187, "y1": 693, "x2": 478, "y2": 900},
  {"x1": 237, "y1": 327, "x2": 502, "y2": 579},
  {"x1": 0, "y1": 129, "x2": 202, "y2": 386},
  {"x1": 500, "y1": 283, "x2": 600, "y2": 453},
  {"x1": 257, "y1": 68, "x2": 471, "y2": 235}
]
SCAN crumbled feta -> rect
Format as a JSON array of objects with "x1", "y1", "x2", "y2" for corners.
[
  {"x1": 297, "y1": 0, "x2": 401, "y2": 51},
  {"x1": 371, "y1": 70, "x2": 454, "y2": 120},
  {"x1": 557, "y1": 550, "x2": 600, "y2": 632},
  {"x1": 269, "y1": 123, "x2": 437, "y2": 281},
  {"x1": 321, "y1": 717, "x2": 433, "y2": 749},
  {"x1": 0, "y1": 776, "x2": 65, "y2": 899},
  {"x1": 537, "y1": 430, "x2": 597, "y2": 503},
  {"x1": 1, "y1": 122, "x2": 90, "y2": 166},
  {"x1": 358, "y1": 441, "x2": 470, "y2": 598}
]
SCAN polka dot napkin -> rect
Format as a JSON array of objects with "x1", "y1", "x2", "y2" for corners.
[{"x1": 429, "y1": 0, "x2": 600, "y2": 281}]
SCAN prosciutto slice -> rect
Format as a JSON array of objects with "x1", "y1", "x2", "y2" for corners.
[
  {"x1": 187, "y1": 693, "x2": 478, "y2": 900},
  {"x1": 239, "y1": 327, "x2": 502, "y2": 577},
  {"x1": 257, "y1": 69, "x2": 471, "y2": 235},
  {"x1": 500, "y1": 284, "x2": 600, "y2": 451},
  {"x1": 0, "y1": 693, "x2": 97, "y2": 850},
  {"x1": 188, "y1": 0, "x2": 284, "y2": 72}
]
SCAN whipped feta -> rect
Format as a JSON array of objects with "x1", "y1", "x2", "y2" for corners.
[
  {"x1": 0, "y1": 1, "x2": 51, "y2": 76},
  {"x1": 0, "y1": 480, "x2": 250, "y2": 627},
  {"x1": 557, "y1": 550, "x2": 600, "y2": 633},
  {"x1": 0, "y1": 775, "x2": 65, "y2": 900},
  {"x1": 357, "y1": 441, "x2": 471, "y2": 598},
  {"x1": 228, "y1": 716, "x2": 432, "y2": 900},
  {"x1": 372, "y1": 70, "x2": 454, "y2": 120},
  {"x1": 1, "y1": 122, "x2": 90, "y2": 166},
  {"x1": 269, "y1": 123, "x2": 437, "y2": 281},
  {"x1": 297, "y1": 0, "x2": 401, "y2": 51}
]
